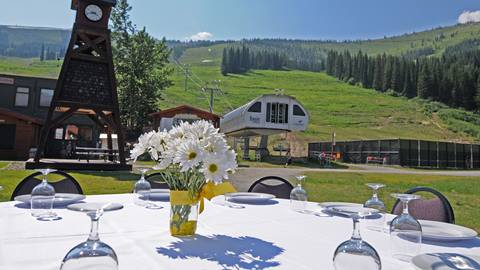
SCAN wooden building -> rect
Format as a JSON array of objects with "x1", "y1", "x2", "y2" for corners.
[
  {"x1": 150, "y1": 105, "x2": 220, "y2": 131},
  {"x1": 0, "y1": 74, "x2": 101, "y2": 160}
]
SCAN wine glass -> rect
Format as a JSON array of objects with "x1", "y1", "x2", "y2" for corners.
[
  {"x1": 60, "y1": 202, "x2": 123, "y2": 270},
  {"x1": 333, "y1": 208, "x2": 382, "y2": 270},
  {"x1": 390, "y1": 193, "x2": 422, "y2": 262},
  {"x1": 134, "y1": 168, "x2": 162, "y2": 209},
  {"x1": 31, "y1": 169, "x2": 58, "y2": 220},
  {"x1": 290, "y1": 175, "x2": 308, "y2": 212},
  {"x1": 223, "y1": 193, "x2": 245, "y2": 209},
  {"x1": 364, "y1": 183, "x2": 387, "y2": 232}
]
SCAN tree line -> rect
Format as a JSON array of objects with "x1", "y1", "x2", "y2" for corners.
[
  {"x1": 326, "y1": 40, "x2": 480, "y2": 111},
  {"x1": 221, "y1": 46, "x2": 287, "y2": 75}
]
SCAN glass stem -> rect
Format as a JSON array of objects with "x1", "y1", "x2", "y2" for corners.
[
  {"x1": 403, "y1": 200, "x2": 409, "y2": 215},
  {"x1": 42, "y1": 173, "x2": 48, "y2": 184},
  {"x1": 88, "y1": 214, "x2": 100, "y2": 241},
  {"x1": 351, "y1": 217, "x2": 362, "y2": 241}
]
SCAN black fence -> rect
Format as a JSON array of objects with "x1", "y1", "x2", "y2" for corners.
[{"x1": 308, "y1": 139, "x2": 480, "y2": 169}]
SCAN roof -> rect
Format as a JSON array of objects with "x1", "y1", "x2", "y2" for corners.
[
  {"x1": 0, "y1": 108, "x2": 43, "y2": 125},
  {"x1": 149, "y1": 105, "x2": 220, "y2": 120},
  {"x1": 71, "y1": 0, "x2": 117, "y2": 10}
]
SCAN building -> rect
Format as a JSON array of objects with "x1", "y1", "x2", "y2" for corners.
[
  {"x1": 150, "y1": 105, "x2": 220, "y2": 131},
  {"x1": 309, "y1": 139, "x2": 480, "y2": 169},
  {"x1": 0, "y1": 74, "x2": 101, "y2": 160},
  {"x1": 220, "y1": 94, "x2": 309, "y2": 137}
]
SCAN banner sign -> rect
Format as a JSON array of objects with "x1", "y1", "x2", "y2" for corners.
[{"x1": 0, "y1": 77, "x2": 14, "y2": 85}]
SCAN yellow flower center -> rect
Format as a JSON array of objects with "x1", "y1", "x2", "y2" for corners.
[
  {"x1": 208, "y1": 163, "x2": 218, "y2": 173},
  {"x1": 188, "y1": 152, "x2": 197, "y2": 160}
]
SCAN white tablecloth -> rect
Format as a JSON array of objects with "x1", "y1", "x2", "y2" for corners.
[{"x1": 0, "y1": 194, "x2": 479, "y2": 270}]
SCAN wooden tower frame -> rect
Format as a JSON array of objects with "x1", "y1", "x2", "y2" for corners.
[{"x1": 33, "y1": 0, "x2": 128, "y2": 169}]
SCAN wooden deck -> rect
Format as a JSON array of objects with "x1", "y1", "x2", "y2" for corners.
[{"x1": 25, "y1": 159, "x2": 132, "y2": 171}]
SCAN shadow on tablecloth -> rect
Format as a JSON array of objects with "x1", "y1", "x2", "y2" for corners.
[{"x1": 156, "y1": 234, "x2": 284, "y2": 269}]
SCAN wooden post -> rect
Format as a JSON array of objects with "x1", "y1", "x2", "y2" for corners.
[
  {"x1": 107, "y1": 127, "x2": 113, "y2": 162},
  {"x1": 417, "y1": 140, "x2": 421, "y2": 167}
]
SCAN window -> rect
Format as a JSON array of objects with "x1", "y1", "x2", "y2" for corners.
[
  {"x1": 39, "y1": 89, "x2": 54, "y2": 107},
  {"x1": 54, "y1": 128, "x2": 64, "y2": 140},
  {"x1": 266, "y1": 103, "x2": 288, "y2": 124},
  {"x1": 78, "y1": 127, "x2": 93, "y2": 141},
  {"x1": 293, "y1": 105, "x2": 306, "y2": 116},
  {"x1": 248, "y1": 102, "x2": 262, "y2": 113},
  {"x1": 15, "y1": 87, "x2": 29, "y2": 107},
  {"x1": 0, "y1": 124, "x2": 15, "y2": 150}
]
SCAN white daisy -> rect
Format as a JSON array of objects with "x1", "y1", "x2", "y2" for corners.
[
  {"x1": 174, "y1": 139, "x2": 204, "y2": 171},
  {"x1": 201, "y1": 154, "x2": 229, "y2": 183}
]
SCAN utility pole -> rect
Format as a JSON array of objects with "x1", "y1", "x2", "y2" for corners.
[
  {"x1": 183, "y1": 64, "x2": 190, "y2": 91},
  {"x1": 203, "y1": 80, "x2": 223, "y2": 113}
]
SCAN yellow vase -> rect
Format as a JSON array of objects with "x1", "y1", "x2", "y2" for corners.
[{"x1": 169, "y1": 190, "x2": 200, "y2": 237}]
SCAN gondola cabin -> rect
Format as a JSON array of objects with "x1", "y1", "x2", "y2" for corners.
[{"x1": 221, "y1": 94, "x2": 309, "y2": 137}]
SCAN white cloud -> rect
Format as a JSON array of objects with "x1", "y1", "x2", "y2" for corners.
[
  {"x1": 458, "y1": 10, "x2": 480, "y2": 24},
  {"x1": 187, "y1": 32, "x2": 213, "y2": 41}
]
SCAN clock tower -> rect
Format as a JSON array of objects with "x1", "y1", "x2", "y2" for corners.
[{"x1": 33, "y1": 0, "x2": 129, "y2": 170}]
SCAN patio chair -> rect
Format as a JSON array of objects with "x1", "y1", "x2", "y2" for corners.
[
  {"x1": 11, "y1": 171, "x2": 83, "y2": 200},
  {"x1": 391, "y1": 186, "x2": 455, "y2": 224},
  {"x1": 145, "y1": 172, "x2": 170, "y2": 189},
  {"x1": 248, "y1": 176, "x2": 294, "y2": 199}
]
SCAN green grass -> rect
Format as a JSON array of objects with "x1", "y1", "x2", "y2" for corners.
[
  {"x1": 0, "y1": 57, "x2": 61, "y2": 78},
  {"x1": 304, "y1": 172, "x2": 480, "y2": 232},
  {"x1": 0, "y1": 162, "x2": 10, "y2": 169},
  {"x1": 0, "y1": 170, "x2": 138, "y2": 202}
]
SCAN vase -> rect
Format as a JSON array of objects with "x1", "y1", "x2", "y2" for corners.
[{"x1": 169, "y1": 190, "x2": 200, "y2": 237}]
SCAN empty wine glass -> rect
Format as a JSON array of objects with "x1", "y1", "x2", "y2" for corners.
[
  {"x1": 134, "y1": 168, "x2": 161, "y2": 209},
  {"x1": 290, "y1": 175, "x2": 308, "y2": 212},
  {"x1": 364, "y1": 183, "x2": 387, "y2": 232},
  {"x1": 31, "y1": 169, "x2": 57, "y2": 220},
  {"x1": 223, "y1": 193, "x2": 245, "y2": 209},
  {"x1": 390, "y1": 193, "x2": 422, "y2": 262},
  {"x1": 60, "y1": 202, "x2": 123, "y2": 270},
  {"x1": 333, "y1": 208, "x2": 382, "y2": 270}
]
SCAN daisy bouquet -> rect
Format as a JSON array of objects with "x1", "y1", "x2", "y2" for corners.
[{"x1": 131, "y1": 120, "x2": 238, "y2": 236}]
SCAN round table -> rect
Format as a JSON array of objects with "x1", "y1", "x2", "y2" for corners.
[{"x1": 0, "y1": 194, "x2": 478, "y2": 270}]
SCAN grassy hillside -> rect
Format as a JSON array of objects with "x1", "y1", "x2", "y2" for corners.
[
  {"x1": 287, "y1": 22, "x2": 480, "y2": 56},
  {"x1": 0, "y1": 57, "x2": 61, "y2": 78},
  {"x1": 159, "y1": 45, "x2": 478, "y2": 151}
]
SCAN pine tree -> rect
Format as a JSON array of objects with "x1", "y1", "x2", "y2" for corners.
[
  {"x1": 417, "y1": 62, "x2": 432, "y2": 99},
  {"x1": 475, "y1": 76, "x2": 480, "y2": 110},
  {"x1": 221, "y1": 48, "x2": 228, "y2": 76},
  {"x1": 372, "y1": 55, "x2": 384, "y2": 91},
  {"x1": 462, "y1": 69, "x2": 476, "y2": 110},
  {"x1": 391, "y1": 58, "x2": 403, "y2": 92},
  {"x1": 382, "y1": 56, "x2": 394, "y2": 91},
  {"x1": 40, "y1": 43, "x2": 45, "y2": 61}
]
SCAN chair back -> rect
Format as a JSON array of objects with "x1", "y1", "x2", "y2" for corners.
[
  {"x1": 145, "y1": 172, "x2": 170, "y2": 189},
  {"x1": 391, "y1": 186, "x2": 455, "y2": 224},
  {"x1": 248, "y1": 176, "x2": 294, "y2": 199},
  {"x1": 11, "y1": 171, "x2": 83, "y2": 200}
]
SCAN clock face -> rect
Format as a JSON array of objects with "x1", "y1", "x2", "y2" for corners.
[{"x1": 85, "y1": 4, "x2": 103, "y2": 22}]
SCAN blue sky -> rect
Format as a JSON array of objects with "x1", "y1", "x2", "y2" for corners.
[{"x1": 1, "y1": 0, "x2": 479, "y2": 40}]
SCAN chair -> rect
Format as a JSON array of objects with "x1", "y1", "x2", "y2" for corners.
[
  {"x1": 11, "y1": 171, "x2": 83, "y2": 200},
  {"x1": 391, "y1": 186, "x2": 455, "y2": 224},
  {"x1": 248, "y1": 176, "x2": 294, "y2": 199},
  {"x1": 145, "y1": 172, "x2": 170, "y2": 189}
]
